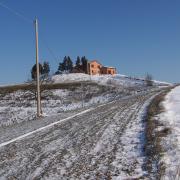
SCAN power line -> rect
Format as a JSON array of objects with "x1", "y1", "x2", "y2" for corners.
[
  {"x1": 40, "y1": 35, "x2": 59, "y2": 65},
  {"x1": 0, "y1": 1, "x2": 59, "y2": 71},
  {"x1": 0, "y1": 1, "x2": 32, "y2": 23}
]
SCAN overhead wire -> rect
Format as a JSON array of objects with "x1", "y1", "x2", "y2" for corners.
[
  {"x1": 0, "y1": 1, "x2": 32, "y2": 24},
  {"x1": 39, "y1": 35, "x2": 60, "y2": 67},
  {"x1": 0, "y1": 1, "x2": 59, "y2": 71}
]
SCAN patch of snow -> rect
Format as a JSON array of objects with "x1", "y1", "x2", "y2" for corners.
[
  {"x1": 52, "y1": 89, "x2": 69, "y2": 97},
  {"x1": 159, "y1": 86, "x2": 180, "y2": 179},
  {"x1": 153, "y1": 80, "x2": 172, "y2": 86},
  {"x1": 52, "y1": 73, "x2": 91, "y2": 83},
  {"x1": 111, "y1": 96, "x2": 157, "y2": 179}
]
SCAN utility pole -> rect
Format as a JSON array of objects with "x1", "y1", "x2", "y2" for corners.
[{"x1": 34, "y1": 18, "x2": 42, "y2": 117}]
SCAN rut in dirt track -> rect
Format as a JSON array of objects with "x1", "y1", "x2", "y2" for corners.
[{"x1": 0, "y1": 92, "x2": 158, "y2": 179}]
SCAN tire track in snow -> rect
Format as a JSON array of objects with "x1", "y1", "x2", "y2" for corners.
[
  {"x1": 0, "y1": 91, "x2": 160, "y2": 179},
  {"x1": 0, "y1": 108, "x2": 94, "y2": 148},
  {"x1": 0, "y1": 97, "x2": 129, "y2": 148}
]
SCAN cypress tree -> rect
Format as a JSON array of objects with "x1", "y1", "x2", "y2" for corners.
[
  {"x1": 42, "y1": 61, "x2": 50, "y2": 76},
  {"x1": 31, "y1": 63, "x2": 43, "y2": 80},
  {"x1": 81, "y1": 56, "x2": 88, "y2": 73},
  {"x1": 76, "y1": 56, "x2": 81, "y2": 67},
  {"x1": 67, "y1": 56, "x2": 73, "y2": 72}
]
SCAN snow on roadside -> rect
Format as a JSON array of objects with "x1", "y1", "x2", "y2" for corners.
[
  {"x1": 111, "y1": 96, "x2": 157, "y2": 179},
  {"x1": 159, "y1": 86, "x2": 180, "y2": 179}
]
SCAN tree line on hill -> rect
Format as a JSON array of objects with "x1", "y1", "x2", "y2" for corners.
[
  {"x1": 55, "y1": 56, "x2": 88, "y2": 74},
  {"x1": 30, "y1": 56, "x2": 153, "y2": 86},
  {"x1": 31, "y1": 56, "x2": 88, "y2": 80}
]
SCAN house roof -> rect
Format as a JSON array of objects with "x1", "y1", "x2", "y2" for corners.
[
  {"x1": 102, "y1": 66, "x2": 116, "y2": 69},
  {"x1": 89, "y1": 60, "x2": 102, "y2": 65},
  {"x1": 88, "y1": 60, "x2": 116, "y2": 70}
]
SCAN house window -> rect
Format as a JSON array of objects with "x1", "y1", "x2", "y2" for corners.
[
  {"x1": 108, "y1": 70, "x2": 111, "y2": 74},
  {"x1": 91, "y1": 64, "x2": 94, "y2": 68},
  {"x1": 92, "y1": 70, "x2": 94, "y2": 73},
  {"x1": 98, "y1": 65, "x2": 100, "y2": 68}
]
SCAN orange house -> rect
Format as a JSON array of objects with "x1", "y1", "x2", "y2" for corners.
[
  {"x1": 87, "y1": 60, "x2": 116, "y2": 75},
  {"x1": 88, "y1": 60, "x2": 102, "y2": 75}
]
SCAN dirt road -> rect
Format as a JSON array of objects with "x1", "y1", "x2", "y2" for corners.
[{"x1": 0, "y1": 91, "x2": 160, "y2": 179}]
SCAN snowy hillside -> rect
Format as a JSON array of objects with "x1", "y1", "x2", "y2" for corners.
[
  {"x1": 52, "y1": 73, "x2": 171, "y2": 87},
  {"x1": 0, "y1": 82, "x2": 127, "y2": 128},
  {"x1": 0, "y1": 72, "x2": 173, "y2": 179},
  {"x1": 0, "y1": 73, "x2": 171, "y2": 128}
]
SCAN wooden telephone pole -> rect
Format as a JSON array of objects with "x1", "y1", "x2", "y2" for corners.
[{"x1": 34, "y1": 18, "x2": 41, "y2": 117}]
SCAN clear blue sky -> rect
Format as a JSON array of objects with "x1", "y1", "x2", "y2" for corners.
[{"x1": 0, "y1": 0, "x2": 180, "y2": 84}]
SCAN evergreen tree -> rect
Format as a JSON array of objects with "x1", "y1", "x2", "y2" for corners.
[
  {"x1": 67, "y1": 56, "x2": 73, "y2": 72},
  {"x1": 81, "y1": 56, "x2": 88, "y2": 73},
  {"x1": 31, "y1": 63, "x2": 43, "y2": 80},
  {"x1": 58, "y1": 62, "x2": 65, "y2": 73},
  {"x1": 42, "y1": 61, "x2": 50, "y2": 76},
  {"x1": 76, "y1": 56, "x2": 81, "y2": 67},
  {"x1": 63, "y1": 56, "x2": 68, "y2": 72},
  {"x1": 57, "y1": 56, "x2": 73, "y2": 74}
]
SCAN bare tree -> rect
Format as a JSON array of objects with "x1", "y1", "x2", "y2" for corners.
[
  {"x1": 145, "y1": 73, "x2": 153, "y2": 86},
  {"x1": 26, "y1": 63, "x2": 52, "y2": 107}
]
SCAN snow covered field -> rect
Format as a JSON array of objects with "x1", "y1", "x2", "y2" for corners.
[
  {"x1": 1, "y1": 73, "x2": 164, "y2": 128},
  {"x1": 52, "y1": 73, "x2": 171, "y2": 87},
  {"x1": 52, "y1": 73, "x2": 141, "y2": 87},
  {"x1": 0, "y1": 73, "x2": 172, "y2": 179},
  {"x1": 0, "y1": 84, "x2": 120, "y2": 127},
  {"x1": 158, "y1": 86, "x2": 180, "y2": 179}
]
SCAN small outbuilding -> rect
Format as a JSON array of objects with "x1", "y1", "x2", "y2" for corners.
[{"x1": 101, "y1": 66, "x2": 116, "y2": 75}]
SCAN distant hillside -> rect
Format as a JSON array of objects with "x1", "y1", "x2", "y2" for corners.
[{"x1": 52, "y1": 73, "x2": 172, "y2": 87}]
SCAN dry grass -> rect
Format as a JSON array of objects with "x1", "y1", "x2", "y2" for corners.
[
  {"x1": 144, "y1": 87, "x2": 173, "y2": 179},
  {"x1": 0, "y1": 81, "x2": 101, "y2": 94}
]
